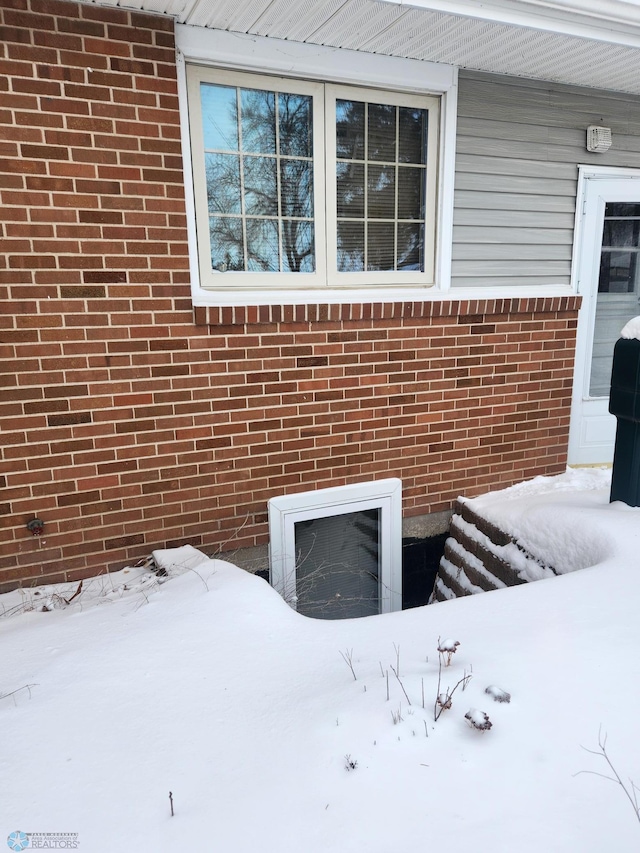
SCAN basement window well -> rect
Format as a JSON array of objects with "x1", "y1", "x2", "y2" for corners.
[{"x1": 268, "y1": 479, "x2": 402, "y2": 619}]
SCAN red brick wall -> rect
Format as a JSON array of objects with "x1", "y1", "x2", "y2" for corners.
[{"x1": 0, "y1": 0, "x2": 581, "y2": 591}]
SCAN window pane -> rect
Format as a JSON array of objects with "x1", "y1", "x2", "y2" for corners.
[
  {"x1": 367, "y1": 222, "x2": 394, "y2": 271},
  {"x1": 200, "y1": 83, "x2": 238, "y2": 151},
  {"x1": 337, "y1": 222, "x2": 364, "y2": 271},
  {"x1": 368, "y1": 103, "x2": 396, "y2": 162},
  {"x1": 293, "y1": 509, "x2": 380, "y2": 619},
  {"x1": 337, "y1": 162, "x2": 364, "y2": 218},
  {"x1": 604, "y1": 203, "x2": 640, "y2": 218},
  {"x1": 280, "y1": 160, "x2": 313, "y2": 218},
  {"x1": 279, "y1": 93, "x2": 313, "y2": 157},
  {"x1": 398, "y1": 107, "x2": 427, "y2": 163},
  {"x1": 243, "y1": 156, "x2": 277, "y2": 216},
  {"x1": 599, "y1": 251, "x2": 637, "y2": 294},
  {"x1": 198, "y1": 77, "x2": 316, "y2": 277},
  {"x1": 602, "y1": 220, "x2": 639, "y2": 249},
  {"x1": 368, "y1": 165, "x2": 395, "y2": 219},
  {"x1": 246, "y1": 219, "x2": 279, "y2": 271},
  {"x1": 282, "y1": 220, "x2": 315, "y2": 272},
  {"x1": 335, "y1": 94, "x2": 428, "y2": 275},
  {"x1": 241, "y1": 88, "x2": 276, "y2": 154},
  {"x1": 210, "y1": 217, "x2": 244, "y2": 272},
  {"x1": 398, "y1": 167, "x2": 424, "y2": 220},
  {"x1": 397, "y1": 223, "x2": 424, "y2": 271},
  {"x1": 336, "y1": 99, "x2": 365, "y2": 160},
  {"x1": 205, "y1": 153, "x2": 241, "y2": 214},
  {"x1": 598, "y1": 204, "x2": 640, "y2": 294}
]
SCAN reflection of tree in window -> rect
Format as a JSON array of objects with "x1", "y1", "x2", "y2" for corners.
[{"x1": 200, "y1": 83, "x2": 315, "y2": 274}]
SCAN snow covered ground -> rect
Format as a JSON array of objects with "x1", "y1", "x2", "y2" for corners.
[{"x1": 2, "y1": 467, "x2": 640, "y2": 852}]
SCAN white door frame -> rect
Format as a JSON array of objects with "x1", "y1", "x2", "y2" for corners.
[{"x1": 568, "y1": 165, "x2": 640, "y2": 465}]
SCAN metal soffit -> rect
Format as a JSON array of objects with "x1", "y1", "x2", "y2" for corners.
[{"x1": 92, "y1": 0, "x2": 640, "y2": 93}]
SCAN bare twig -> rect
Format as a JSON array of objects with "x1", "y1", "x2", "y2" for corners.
[
  {"x1": 169, "y1": 791, "x2": 174, "y2": 817},
  {"x1": 434, "y1": 664, "x2": 472, "y2": 722},
  {"x1": 339, "y1": 648, "x2": 357, "y2": 681},
  {"x1": 0, "y1": 684, "x2": 37, "y2": 705},
  {"x1": 65, "y1": 580, "x2": 83, "y2": 604},
  {"x1": 575, "y1": 728, "x2": 640, "y2": 826},
  {"x1": 344, "y1": 754, "x2": 358, "y2": 771},
  {"x1": 390, "y1": 664, "x2": 411, "y2": 706},
  {"x1": 393, "y1": 643, "x2": 400, "y2": 677},
  {"x1": 434, "y1": 655, "x2": 443, "y2": 721}
]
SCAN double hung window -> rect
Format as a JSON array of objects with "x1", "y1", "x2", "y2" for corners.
[{"x1": 186, "y1": 66, "x2": 439, "y2": 291}]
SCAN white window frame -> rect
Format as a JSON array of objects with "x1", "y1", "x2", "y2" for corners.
[
  {"x1": 176, "y1": 27, "x2": 459, "y2": 306},
  {"x1": 268, "y1": 478, "x2": 403, "y2": 616}
]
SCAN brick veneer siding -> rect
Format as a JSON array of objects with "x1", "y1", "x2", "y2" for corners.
[{"x1": 0, "y1": 0, "x2": 581, "y2": 592}]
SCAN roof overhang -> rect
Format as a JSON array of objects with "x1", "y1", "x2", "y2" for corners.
[{"x1": 89, "y1": 0, "x2": 640, "y2": 93}]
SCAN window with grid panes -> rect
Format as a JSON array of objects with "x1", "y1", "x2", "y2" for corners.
[{"x1": 187, "y1": 67, "x2": 439, "y2": 290}]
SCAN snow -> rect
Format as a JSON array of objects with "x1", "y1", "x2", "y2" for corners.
[
  {"x1": 469, "y1": 466, "x2": 620, "y2": 573},
  {"x1": 453, "y1": 512, "x2": 557, "y2": 581},
  {"x1": 620, "y1": 315, "x2": 640, "y2": 340},
  {"x1": 2, "y1": 466, "x2": 640, "y2": 851}
]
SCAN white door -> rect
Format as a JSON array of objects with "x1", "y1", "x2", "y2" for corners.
[{"x1": 569, "y1": 170, "x2": 640, "y2": 465}]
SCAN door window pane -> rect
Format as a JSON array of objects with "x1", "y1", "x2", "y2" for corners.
[{"x1": 590, "y1": 202, "x2": 640, "y2": 396}]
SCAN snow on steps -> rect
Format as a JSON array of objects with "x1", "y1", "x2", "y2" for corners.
[{"x1": 431, "y1": 497, "x2": 558, "y2": 603}]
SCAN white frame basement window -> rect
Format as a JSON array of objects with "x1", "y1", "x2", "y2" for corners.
[
  {"x1": 186, "y1": 65, "x2": 439, "y2": 292},
  {"x1": 268, "y1": 479, "x2": 403, "y2": 619}
]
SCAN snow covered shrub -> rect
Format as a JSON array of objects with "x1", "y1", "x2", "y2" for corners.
[
  {"x1": 485, "y1": 685, "x2": 511, "y2": 703},
  {"x1": 465, "y1": 709, "x2": 492, "y2": 732},
  {"x1": 436, "y1": 693, "x2": 452, "y2": 712},
  {"x1": 437, "y1": 638, "x2": 460, "y2": 666}
]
